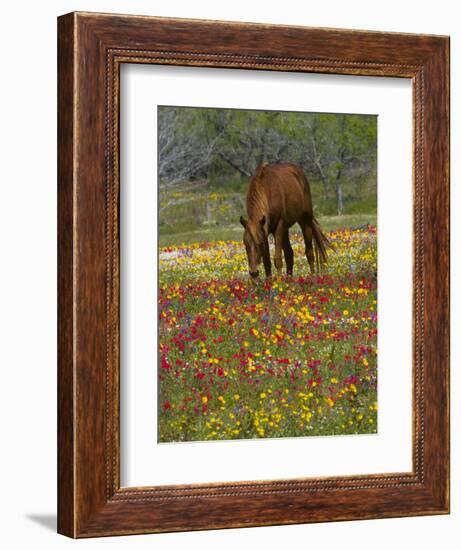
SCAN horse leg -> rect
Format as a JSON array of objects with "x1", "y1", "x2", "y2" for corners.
[
  {"x1": 273, "y1": 221, "x2": 285, "y2": 277},
  {"x1": 300, "y1": 220, "x2": 315, "y2": 273},
  {"x1": 282, "y1": 229, "x2": 294, "y2": 276},
  {"x1": 262, "y1": 237, "x2": 272, "y2": 279}
]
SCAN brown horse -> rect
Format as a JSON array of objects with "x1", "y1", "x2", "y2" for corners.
[{"x1": 240, "y1": 161, "x2": 332, "y2": 279}]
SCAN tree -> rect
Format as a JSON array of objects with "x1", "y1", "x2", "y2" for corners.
[
  {"x1": 158, "y1": 106, "x2": 377, "y2": 217},
  {"x1": 158, "y1": 107, "x2": 220, "y2": 187},
  {"x1": 302, "y1": 114, "x2": 376, "y2": 215}
]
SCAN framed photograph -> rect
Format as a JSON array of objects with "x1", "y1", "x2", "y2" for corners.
[{"x1": 58, "y1": 12, "x2": 450, "y2": 537}]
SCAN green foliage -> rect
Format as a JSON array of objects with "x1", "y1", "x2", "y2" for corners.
[{"x1": 158, "y1": 106, "x2": 377, "y2": 234}]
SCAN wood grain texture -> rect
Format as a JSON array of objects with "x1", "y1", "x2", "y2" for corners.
[
  {"x1": 57, "y1": 12, "x2": 75, "y2": 538},
  {"x1": 57, "y1": 11, "x2": 450, "y2": 538}
]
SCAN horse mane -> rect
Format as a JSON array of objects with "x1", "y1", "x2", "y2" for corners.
[{"x1": 246, "y1": 161, "x2": 270, "y2": 221}]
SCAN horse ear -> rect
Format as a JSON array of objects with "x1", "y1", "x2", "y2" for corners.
[
  {"x1": 240, "y1": 216, "x2": 247, "y2": 228},
  {"x1": 255, "y1": 160, "x2": 268, "y2": 180},
  {"x1": 259, "y1": 215, "x2": 266, "y2": 227}
]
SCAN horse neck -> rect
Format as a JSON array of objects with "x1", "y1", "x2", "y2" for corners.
[{"x1": 247, "y1": 180, "x2": 269, "y2": 227}]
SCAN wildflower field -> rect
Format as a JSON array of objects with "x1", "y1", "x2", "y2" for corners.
[{"x1": 158, "y1": 226, "x2": 377, "y2": 443}]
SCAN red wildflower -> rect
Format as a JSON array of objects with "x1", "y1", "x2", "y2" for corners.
[{"x1": 161, "y1": 355, "x2": 171, "y2": 370}]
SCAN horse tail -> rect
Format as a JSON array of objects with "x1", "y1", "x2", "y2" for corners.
[{"x1": 312, "y1": 217, "x2": 334, "y2": 270}]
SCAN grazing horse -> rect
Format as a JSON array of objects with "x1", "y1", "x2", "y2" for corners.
[{"x1": 240, "y1": 161, "x2": 332, "y2": 279}]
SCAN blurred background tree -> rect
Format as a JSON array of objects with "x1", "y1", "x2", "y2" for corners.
[{"x1": 158, "y1": 106, "x2": 377, "y2": 245}]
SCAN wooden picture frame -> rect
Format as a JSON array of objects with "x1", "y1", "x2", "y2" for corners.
[{"x1": 57, "y1": 12, "x2": 450, "y2": 538}]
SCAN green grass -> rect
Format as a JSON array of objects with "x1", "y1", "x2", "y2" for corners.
[
  {"x1": 158, "y1": 227, "x2": 378, "y2": 442},
  {"x1": 159, "y1": 213, "x2": 377, "y2": 247}
]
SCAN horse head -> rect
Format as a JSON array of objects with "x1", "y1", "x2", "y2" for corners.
[{"x1": 240, "y1": 215, "x2": 267, "y2": 280}]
